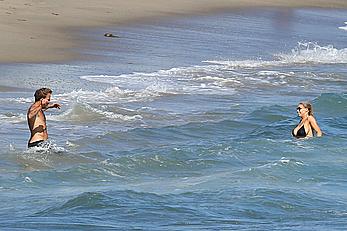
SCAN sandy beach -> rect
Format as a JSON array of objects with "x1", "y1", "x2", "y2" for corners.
[{"x1": 1, "y1": 0, "x2": 347, "y2": 63}]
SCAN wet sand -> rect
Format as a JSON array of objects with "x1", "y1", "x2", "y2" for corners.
[{"x1": 1, "y1": 0, "x2": 347, "y2": 63}]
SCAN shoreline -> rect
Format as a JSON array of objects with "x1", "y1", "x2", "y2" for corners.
[{"x1": 1, "y1": 0, "x2": 347, "y2": 64}]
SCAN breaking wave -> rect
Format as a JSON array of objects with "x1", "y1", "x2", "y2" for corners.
[
  {"x1": 205, "y1": 42, "x2": 347, "y2": 67},
  {"x1": 49, "y1": 102, "x2": 142, "y2": 123}
]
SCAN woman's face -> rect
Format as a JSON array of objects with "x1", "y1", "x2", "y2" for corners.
[{"x1": 296, "y1": 104, "x2": 308, "y2": 117}]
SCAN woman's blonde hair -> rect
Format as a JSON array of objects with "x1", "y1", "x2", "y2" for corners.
[{"x1": 299, "y1": 102, "x2": 313, "y2": 116}]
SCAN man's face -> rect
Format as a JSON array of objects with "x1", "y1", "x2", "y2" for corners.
[{"x1": 42, "y1": 93, "x2": 51, "y2": 107}]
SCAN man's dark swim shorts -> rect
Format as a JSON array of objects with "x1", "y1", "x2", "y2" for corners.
[{"x1": 28, "y1": 140, "x2": 45, "y2": 148}]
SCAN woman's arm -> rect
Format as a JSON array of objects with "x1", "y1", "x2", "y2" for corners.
[{"x1": 309, "y1": 116, "x2": 322, "y2": 137}]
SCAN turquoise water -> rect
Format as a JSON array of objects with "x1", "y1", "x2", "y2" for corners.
[{"x1": 1, "y1": 8, "x2": 347, "y2": 230}]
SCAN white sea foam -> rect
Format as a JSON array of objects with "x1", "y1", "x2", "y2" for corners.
[
  {"x1": 205, "y1": 42, "x2": 347, "y2": 67},
  {"x1": 66, "y1": 140, "x2": 77, "y2": 147},
  {"x1": 203, "y1": 59, "x2": 284, "y2": 68},
  {"x1": 338, "y1": 22, "x2": 347, "y2": 31},
  {"x1": 16, "y1": 140, "x2": 73, "y2": 169},
  {"x1": 82, "y1": 104, "x2": 142, "y2": 121},
  {"x1": 6, "y1": 42, "x2": 343, "y2": 112},
  {"x1": 24, "y1": 140, "x2": 66, "y2": 154},
  {"x1": 79, "y1": 62, "x2": 297, "y2": 98},
  {"x1": 48, "y1": 102, "x2": 142, "y2": 122},
  {"x1": 277, "y1": 42, "x2": 347, "y2": 64},
  {"x1": 1, "y1": 89, "x2": 144, "y2": 124},
  {"x1": 80, "y1": 75, "x2": 119, "y2": 83},
  {"x1": 256, "y1": 71, "x2": 295, "y2": 77},
  {"x1": 0, "y1": 113, "x2": 26, "y2": 124},
  {"x1": 80, "y1": 66, "x2": 238, "y2": 97},
  {"x1": 57, "y1": 84, "x2": 173, "y2": 105},
  {"x1": 24, "y1": 177, "x2": 33, "y2": 183},
  {"x1": 0, "y1": 97, "x2": 32, "y2": 104},
  {"x1": 56, "y1": 89, "x2": 111, "y2": 104},
  {"x1": 278, "y1": 157, "x2": 305, "y2": 166}
]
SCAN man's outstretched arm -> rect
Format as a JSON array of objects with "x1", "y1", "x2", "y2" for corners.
[{"x1": 45, "y1": 103, "x2": 61, "y2": 110}]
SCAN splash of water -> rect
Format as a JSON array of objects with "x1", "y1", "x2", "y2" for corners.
[
  {"x1": 205, "y1": 42, "x2": 347, "y2": 67},
  {"x1": 277, "y1": 42, "x2": 347, "y2": 64}
]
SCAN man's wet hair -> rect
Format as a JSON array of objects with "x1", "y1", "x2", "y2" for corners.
[{"x1": 34, "y1": 88, "x2": 52, "y2": 102}]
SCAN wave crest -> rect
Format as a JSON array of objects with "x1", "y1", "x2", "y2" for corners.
[
  {"x1": 205, "y1": 42, "x2": 347, "y2": 68},
  {"x1": 277, "y1": 42, "x2": 347, "y2": 64},
  {"x1": 49, "y1": 102, "x2": 142, "y2": 123}
]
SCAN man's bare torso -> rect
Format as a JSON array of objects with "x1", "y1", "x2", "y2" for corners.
[{"x1": 27, "y1": 104, "x2": 48, "y2": 144}]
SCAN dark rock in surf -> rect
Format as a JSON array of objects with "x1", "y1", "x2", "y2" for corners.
[{"x1": 104, "y1": 33, "x2": 119, "y2": 38}]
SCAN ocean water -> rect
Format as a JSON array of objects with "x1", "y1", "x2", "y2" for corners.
[{"x1": 1, "y1": 8, "x2": 347, "y2": 230}]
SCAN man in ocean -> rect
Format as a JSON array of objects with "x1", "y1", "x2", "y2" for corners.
[{"x1": 27, "y1": 88, "x2": 61, "y2": 148}]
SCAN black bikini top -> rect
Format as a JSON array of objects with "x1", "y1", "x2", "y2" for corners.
[{"x1": 292, "y1": 124, "x2": 307, "y2": 138}]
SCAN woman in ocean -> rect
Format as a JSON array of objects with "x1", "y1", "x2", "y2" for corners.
[{"x1": 292, "y1": 102, "x2": 322, "y2": 138}]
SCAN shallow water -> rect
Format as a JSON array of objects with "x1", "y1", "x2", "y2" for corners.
[{"x1": 1, "y1": 8, "x2": 347, "y2": 230}]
